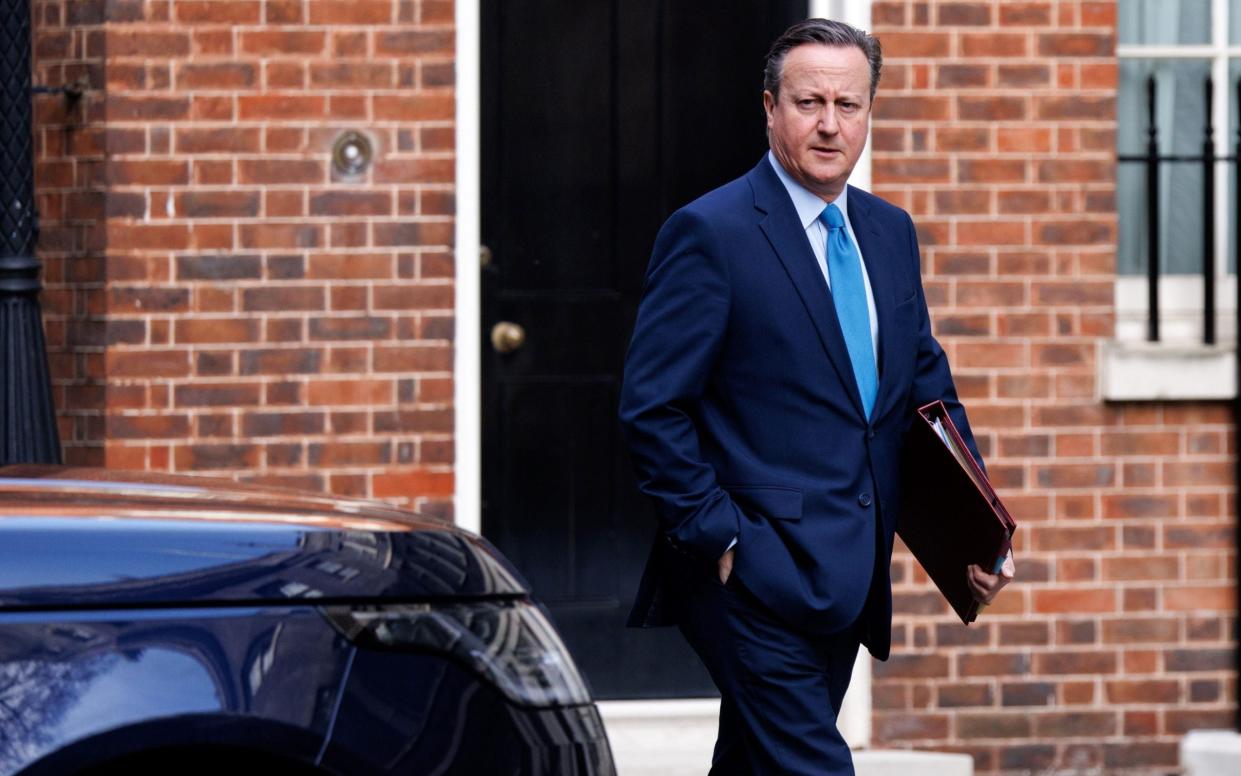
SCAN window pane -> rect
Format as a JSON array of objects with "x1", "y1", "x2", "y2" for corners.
[
  {"x1": 1117, "y1": 59, "x2": 1210, "y2": 275},
  {"x1": 1231, "y1": 59, "x2": 1241, "y2": 271},
  {"x1": 1231, "y1": 0, "x2": 1241, "y2": 43},
  {"x1": 1119, "y1": 0, "x2": 1211, "y2": 45}
]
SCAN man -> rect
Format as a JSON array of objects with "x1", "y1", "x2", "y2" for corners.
[{"x1": 618, "y1": 18, "x2": 1014, "y2": 775}]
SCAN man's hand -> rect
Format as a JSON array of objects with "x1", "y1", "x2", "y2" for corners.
[
  {"x1": 718, "y1": 548, "x2": 735, "y2": 585},
  {"x1": 967, "y1": 550, "x2": 1015, "y2": 606}
]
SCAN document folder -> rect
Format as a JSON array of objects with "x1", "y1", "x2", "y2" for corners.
[{"x1": 897, "y1": 400, "x2": 1017, "y2": 625}]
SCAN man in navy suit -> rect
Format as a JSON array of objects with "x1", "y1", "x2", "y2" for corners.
[{"x1": 619, "y1": 18, "x2": 1014, "y2": 774}]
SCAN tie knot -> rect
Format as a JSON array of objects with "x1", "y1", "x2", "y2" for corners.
[{"x1": 822, "y1": 203, "x2": 845, "y2": 230}]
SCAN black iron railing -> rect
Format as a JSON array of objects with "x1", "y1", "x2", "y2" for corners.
[
  {"x1": 1117, "y1": 76, "x2": 1241, "y2": 345},
  {"x1": 0, "y1": 0, "x2": 61, "y2": 465}
]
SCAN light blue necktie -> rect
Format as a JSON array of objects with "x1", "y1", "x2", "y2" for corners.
[{"x1": 821, "y1": 203, "x2": 878, "y2": 419}]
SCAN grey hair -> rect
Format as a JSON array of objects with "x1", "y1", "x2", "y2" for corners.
[{"x1": 763, "y1": 18, "x2": 883, "y2": 101}]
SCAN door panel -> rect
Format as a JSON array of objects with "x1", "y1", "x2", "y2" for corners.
[{"x1": 482, "y1": 0, "x2": 809, "y2": 699}]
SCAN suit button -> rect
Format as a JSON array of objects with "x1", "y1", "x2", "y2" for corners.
[
  {"x1": 867, "y1": 429, "x2": 876, "y2": 439},
  {"x1": 858, "y1": 493, "x2": 872, "y2": 507}
]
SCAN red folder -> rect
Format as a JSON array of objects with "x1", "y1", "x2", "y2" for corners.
[{"x1": 897, "y1": 400, "x2": 1017, "y2": 625}]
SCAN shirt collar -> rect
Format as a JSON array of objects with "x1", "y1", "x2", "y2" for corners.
[{"x1": 767, "y1": 150, "x2": 847, "y2": 230}]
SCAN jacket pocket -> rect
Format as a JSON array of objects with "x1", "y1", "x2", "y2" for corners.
[{"x1": 725, "y1": 485, "x2": 803, "y2": 521}]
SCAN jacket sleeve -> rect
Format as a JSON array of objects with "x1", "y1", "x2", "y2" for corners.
[
  {"x1": 900, "y1": 211, "x2": 987, "y2": 472},
  {"x1": 618, "y1": 207, "x2": 743, "y2": 561}
]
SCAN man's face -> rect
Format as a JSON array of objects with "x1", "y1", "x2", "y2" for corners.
[{"x1": 764, "y1": 44, "x2": 871, "y2": 202}]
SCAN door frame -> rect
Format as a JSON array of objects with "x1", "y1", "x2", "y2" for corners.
[{"x1": 454, "y1": 0, "x2": 874, "y2": 747}]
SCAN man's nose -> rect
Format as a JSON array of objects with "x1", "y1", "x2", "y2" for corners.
[{"x1": 817, "y1": 106, "x2": 839, "y2": 134}]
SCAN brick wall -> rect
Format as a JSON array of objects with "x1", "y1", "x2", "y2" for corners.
[
  {"x1": 872, "y1": 1, "x2": 1236, "y2": 773},
  {"x1": 34, "y1": 0, "x2": 456, "y2": 517}
]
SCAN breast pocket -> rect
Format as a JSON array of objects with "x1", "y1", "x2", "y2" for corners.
[{"x1": 726, "y1": 485, "x2": 803, "y2": 521}]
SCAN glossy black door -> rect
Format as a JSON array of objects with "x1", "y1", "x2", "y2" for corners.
[{"x1": 481, "y1": 0, "x2": 808, "y2": 699}]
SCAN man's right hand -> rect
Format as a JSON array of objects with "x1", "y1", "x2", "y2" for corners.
[{"x1": 718, "y1": 548, "x2": 735, "y2": 585}]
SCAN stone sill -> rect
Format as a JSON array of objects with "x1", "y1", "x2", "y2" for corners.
[
  {"x1": 1182, "y1": 730, "x2": 1241, "y2": 775},
  {"x1": 1101, "y1": 340, "x2": 1236, "y2": 401}
]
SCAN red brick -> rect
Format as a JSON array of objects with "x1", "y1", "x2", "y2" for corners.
[
  {"x1": 1033, "y1": 588, "x2": 1116, "y2": 613},
  {"x1": 958, "y1": 159, "x2": 1026, "y2": 183},
  {"x1": 996, "y1": 190, "x2": 1051, "y2": 215},
  {"x1": 1164, "y1": 461, "x2": 1232, "y2": 487},
  {"x1": 1103, "y1": 618, "x2": 1179, "y2": 644},
  {"x1": 1032, "y1": 525, "x2": 1114, "y2": 552},
  {"x1": 174, "y1": 318, "x2": 258, "y2": 344},
  {"x1": 373, "y1": 468, "x2": 454, "y2": 498},
  {"x1": 238, "y1": 94, "x2": 327, "y2": 120},
  {"x1": 177, "y1": 62, "x2": 257, "y2": 89},
  {"x1": 958, "y1": 96, "x2": 1026, "y2": 121},
  {"x1": 107, "y1": 30, "x2": 191, "y2": 57},
  {"x1": 957, "y1": 221, "x2": 1026, "y2": 246},
  {"x1": 872, "y1": 158, "x2": 951, "y2": 183},
  {"x1": 1102, "y1": 494, "x2": 1178, "y2": 520},
  {"x1": 1166, "y1": 585, "x2": 1236, "y2": 612},
  {"x1": 961, "y1": 33, "x2": 1028, "y2": 57},
  {"x1": 306, "y1": 0, "x2": 393, "y2": 23},
  {"x1": 872, "y1": 713, "x2": 950, "y2": 741},
  {"x1": 935, "y1": 127, "x2": 989, "y2": 152},
  {"x1": 309, "y1": 316, "x2": 391, "y2": 341},
  {"x1": 240, "y1": 30, "x2": 327, "y2": 55},
  {"x1": 375, "y1": 29, "x2": 454, "y2": 56},
  {"x1": 238, "y1": 159, "x2": 325, "y2": 185},
  {"x1": 309, "y1": 62, "x2": 395, "y2": 89},
  {"x1": 937, "y1": 3, "x2": 990, "y2": 26},
  {"x1": 1000, "y1": 681, "x2": 1055, "y2": 707},
  {"x1": 176, "y1": 128, "x2": 261, "y2": 154},
  {"x1": 1035, "y1": 650, "x2": 1117, "y2": 675},
  {"x1": 106, "y1": 413, "x2": 191, "y2": 440},
  {"x1": 373, "y1": 94, "x2": 455, "y2": 121},
  {"x1": 1038, "y1": 33, "x2": 1113, "y2": 58},
  {"x1": 876, "y1": 96, "x2": 951, "y2": 121},
  {"x1": 309, "y1": 191, "x2": 392, "y2": 217},
  {"x1": 958, "y1": 713, "x2": 1031, "y2": 739},
  {"x1": 1034, "y1": 712, "x2": 1116, "y2": 738},
  {"x1": 881, "y1": 32, "x2": 951, "y2": 58},
  {"x1": 958, "y1": 653, "x2": 1030, "y2": 678}
]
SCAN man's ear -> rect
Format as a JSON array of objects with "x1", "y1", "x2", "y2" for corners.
[{"x1": 762, "y1": 90, "x2": 775, "y2": 127}]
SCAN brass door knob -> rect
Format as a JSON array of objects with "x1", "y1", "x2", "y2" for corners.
[{"x1": 491, "y1": 321, "x2": 526, "y2": 354}]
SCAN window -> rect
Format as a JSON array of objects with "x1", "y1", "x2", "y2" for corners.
[{"x1": 1108, "y1": 0, "x2": 1237, "y2": 399}]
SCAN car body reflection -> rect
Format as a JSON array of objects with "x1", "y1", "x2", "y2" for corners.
[{"x1": 0, "y1": 466, "x2": 614, "y2": 775}]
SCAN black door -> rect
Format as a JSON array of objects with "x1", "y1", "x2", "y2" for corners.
[{"x1": 481, "y1": 0, "x2": 808, "y2": 699}]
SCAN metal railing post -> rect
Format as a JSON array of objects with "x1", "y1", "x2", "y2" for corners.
[
  {"x1": 1146, "y1": 76, "x2": 1161, "y2": 342},
  {"x1": 0, "y1": 0, "x2": 61, "y2": 465},
  {"x1": 1203, "y1": 78, "x2": 1216, "y2": 345}
]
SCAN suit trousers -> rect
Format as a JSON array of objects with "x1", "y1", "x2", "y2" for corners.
[{"x1": 678, "y1": 560, "x2": 862, "y2": 776}]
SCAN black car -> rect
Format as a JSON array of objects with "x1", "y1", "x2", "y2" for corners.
[{"x1": 0, "y1": 465, "x2": 615, "y2": 775}]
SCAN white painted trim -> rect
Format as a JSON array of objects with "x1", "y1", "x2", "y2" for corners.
[
  {"x1": 453, "y1": 0, "x2": 481, "y2": 534},
  {"x1": 1182, "y1": 730, "x2": 1241, "y2": 776},
  {"x1": 1114, "y1": 275, "x2": 1237, "y2": 343},
  {"x1": 1115, "y1": 45, "x2": 1239, "y2": 57},
  {"x1": 810, "y1": 0, "x2": 874, "y2": 749},
  {"x1": 1101, "y1": 340, "x2": 1236, "y2": 400}
]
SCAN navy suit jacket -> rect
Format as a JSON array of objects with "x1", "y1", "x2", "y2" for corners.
[{"x1": 619, "y1": 157, "x2": 980, "y2": 660}]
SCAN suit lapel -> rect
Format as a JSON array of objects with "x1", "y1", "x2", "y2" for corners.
[
  {"x1": 749, "y1": 160, "x2": 867, "y2": 420},
  {"x1": 848, "y1": 186, "x2": 900, "y2": 418}
]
